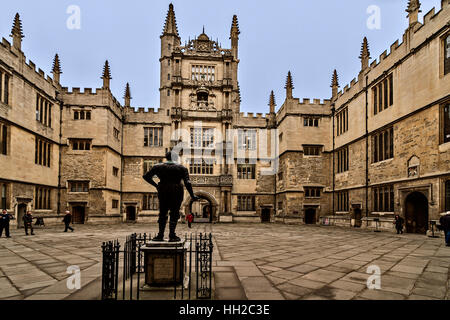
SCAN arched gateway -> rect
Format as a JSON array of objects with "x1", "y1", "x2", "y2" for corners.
[{"x1": 183, "y1": 191, "x2": 218, "y2": 223}]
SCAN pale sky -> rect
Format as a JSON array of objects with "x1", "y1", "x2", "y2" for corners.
[{"x1": 0, "y1": 0, "x2": 443, "y2": 113}]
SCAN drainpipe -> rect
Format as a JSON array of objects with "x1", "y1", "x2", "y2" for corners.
[
  {"x1": 365, "y1": 75, "x2": 369, "y2": 226},
  {"x1": 120, "y1": 109, "x2": 124, "y2": 223},
  {"x1": 331, "y1": 105, "x2": 335, "y2": 218},
  {"x1": 57, "y1": 96, "x2": 63, "y2": 217}
]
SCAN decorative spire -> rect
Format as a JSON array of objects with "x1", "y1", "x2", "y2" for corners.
[
  {"x1": 285, "y1": 71, "x2": 294, "y2": 89},
  {"x1": 52, "y1": 54, "x2": 62, "y2": 85},
  {"x1": 331, "y1": 70, "x2": 339, "y2": 99},
  {"x1": 406, "y1": 0, "x2": 421, "y2": 13},
  {"x1": 230, "y1": 15, "x2": 240, "y2": 59},
  {"x1": 52, "y1": 54, "x2": 62, "y2": 74},
  {"x1": 102, "y1": 60, "x2": 112, "y2": 79},
  {"x1": 124, "y1": 83, "x2": 132, "y2": 107},
  {"x1": 230, "y1": 15, "x2": 240, "y2": 39},
  {"x1": 285, "y1": 71, "x2": 294, "y2": 99},
  {"x1": 10, "y1": 13, "x2": 24, "y2": 50},
  {"x1": 162, "y1": 3, "x2": 180, "y2": 38},
  {"x1": 331, "y1": 69, "x2": 339, "y2": 87},
  {"x1": 359, "y1": 37, "x2": 371, "y2": 71},
  {"x1": 406, "y1": 0, "x2": 421, "y2": 26},
  {"x1": 269, "y1": 90, "x2": 276, "y2": 113},
  {"x1": 102, "y1": 60, "x2": 112, "y2": 89}
]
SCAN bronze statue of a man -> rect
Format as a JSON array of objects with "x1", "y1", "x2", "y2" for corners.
[{"x1": 143, "y1": 151, "x2": 199, "y2": 242}]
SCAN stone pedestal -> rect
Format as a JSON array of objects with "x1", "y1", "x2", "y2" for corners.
[{"x1": 141, "y1": 240, "x2": 188, "y2": 287}]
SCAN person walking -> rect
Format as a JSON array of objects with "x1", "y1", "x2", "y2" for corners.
[
  {"x1": 0, "y1": 209, "x2": 12, "y2": 238},
  {"x1": 393, "y1": 214, "x2": 404, "y2": 234},
  {"x1": 63, "y1": 210, "x2": 74, "y2": 232},
  {"x1": 439, "y1": 212, "x2": 450, "y2": 247},
  {"x1": 186, "y1": 212, "x2": 194, "y2": 228},
  {"x1": 23, "y1": 211, "x2": 34, "y2": 236}
]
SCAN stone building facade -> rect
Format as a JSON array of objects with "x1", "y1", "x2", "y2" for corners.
[{"x1": 0, "y1": 1, "x2": 449, "y2": 233}]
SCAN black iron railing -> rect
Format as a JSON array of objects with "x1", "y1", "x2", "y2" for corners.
[
  {"x1": 101, "y1": 233, "x2": 213, "y2": 300},
  {"x1": 101, "y1": 240, "x2": 120, "y2": 300}
]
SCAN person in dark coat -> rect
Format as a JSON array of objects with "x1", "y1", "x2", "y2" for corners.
[
  {"x1": 393, "y1": 214, "x2": 404, "y2": 234},
  {"x1": 0, "y1": 209, "x2": 12, "y2": 238},
  {"x1": 439, "y1": 212, "x2": 450, "y2": 246},
  {"x1": 63, "y1": 210, "x2": 74, "y2": 232},
  {"x1": 143, "y1": 151, "x2": 199, "y2": 242},
  {"x1": 23, "y1": 211, "x2": 34, "y2": 235}
]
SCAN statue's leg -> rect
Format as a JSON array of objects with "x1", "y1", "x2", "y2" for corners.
[
  {"x1": 153, "y1": 202, "x2": 168, "y2": 241},
  {"x1": 168, "y1": 188, "x2": 183, "y2": 242}
]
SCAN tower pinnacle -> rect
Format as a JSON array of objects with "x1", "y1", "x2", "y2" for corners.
[
  {"x1": 102, "y1": 60, "x2": 112, "y2": 89},
  {"x1": 52, "y1": 54, "x2": 62, "y2": 85},
  {"x1": 269, "y1": 90, "x2": 276, "y2": 113},
  {"x1": 285, "y1": 71, "x2": 294, "y2": 99},
  {"x1": 406, "y1": 0, "x2": 421, "y2": 26},
  {"x1": 162, "y1": 3, "x2": 180, "y2": 38},
  {"x1": 359, "y1": 37, "x2": 371, "y2": 71},
  {"x1": 331, "y1": 69, "x2": 339, "y2": 99},
  {"x1": 124, "y1": 83, "x2": 132, "y2": 107},
  {"x1": 10, "y1": 13, "x2": 24, "y2": 51},
  {"x1": 230, "y1": 15, "x2": 240, "y2": 59}
]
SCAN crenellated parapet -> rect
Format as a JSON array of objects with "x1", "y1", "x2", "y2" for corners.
[
  {"x1": 334, "y1": 1, "x2": 449, "y2": 109},
  {"x1": 123, "y1": 106, "x2": 171, "y2": 124}
]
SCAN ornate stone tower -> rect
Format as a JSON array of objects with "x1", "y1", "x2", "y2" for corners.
[
  {"x1": 158, "y1": 3, "x2": 241, "y2": 123},
  {"x1": 160, "y1": 3, "x2": 181, "y2": 112},
  {"x1": 156, "y1": 4, "x2": 243, "y2": 218}
]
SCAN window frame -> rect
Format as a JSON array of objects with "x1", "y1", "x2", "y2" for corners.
[
  {"x1": 372, "y1": 127, "x2": 394, "y2": 163},
  {"x1": 372, "y1": 185, "x2": 394, "y2": 213},
  {"x1": 304, "y1": 187, "x2": 322, "y2": 198},
  {"x1": 36, "y1": 94, "x2": 53, "y2": 128},
  {"x1": 142, "y1": 193, "x2": 159, "y2": 210},
  {"x1": 237, "y1": 163, "x2": 256, "y2": 179},
  {"x1": 336, "y1": 191, "x2": 349, "y2": 212},
  {"x1": 372, "y1": 74, "x2": 394, "y2": 116},
  {"x1": 0, "y1": 69, "x2": 10, "y2": 105},
  {"x1": 303, "y1": 145, "x2": 322, "y2": 156},
  {"x1": 144, "y1": 127, "x2": 163, "y2": 147},
  {"x1": 35, "y1": 136, "x2": 52, "y2": 167},
  {"x1": 444, "y1": 34, "x2": 450, "y2": 76},
  {"x1": 0, "y1": 122, "x2": 8, "y2": 155},
  {"x1": 35, "y1": 186, "x2": 51, "y2": 210},
  {"x1": 237, "y1": 195, "x2": 256, "y2": 211},
  {"x1": 440, "y1": 102, "x2": 450, "y2": 145},
  {"x1": 189, "y1": 158, "x2": 214, "y2": 175},
  {"x1": 68, "y1": 181, "x2": 89, "y2": 193},
  {"x1": 71, "y1": 139, "x2": 91, "y2": 151},
  {"x1": 1, "y1": 182, "x2": 8, "y2": 210}
]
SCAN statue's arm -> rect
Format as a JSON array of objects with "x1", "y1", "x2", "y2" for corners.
[
  {"x1": 182, "y1": 167, "x2": 196, "y2": 198},
  {"x1": 143, "y1": 166, "x2": 159, "y2": 190}
]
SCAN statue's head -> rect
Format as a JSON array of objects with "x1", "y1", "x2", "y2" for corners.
[{"x1": 166, "y1": 150, "x2": 179, "y2": 162}]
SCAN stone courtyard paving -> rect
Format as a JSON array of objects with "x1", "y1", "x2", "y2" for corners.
[{"x1": 0, "y1": 222, "x2": 449, "y2": 300}]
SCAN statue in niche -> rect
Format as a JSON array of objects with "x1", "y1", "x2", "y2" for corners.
[{"x1": 407, "y1": 155, "x2": 420, "y2": 178}]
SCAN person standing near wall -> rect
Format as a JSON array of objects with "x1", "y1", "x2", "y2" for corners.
[
  {"x1": 0, "y1": 209, "x2": 12, "y2": 238},
  {"x1": 439, "y1": 212, "x2": 450, "y2": 247},
  {"x1": 23, "y1": 211, "x2": 34, "y2": 236}
]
